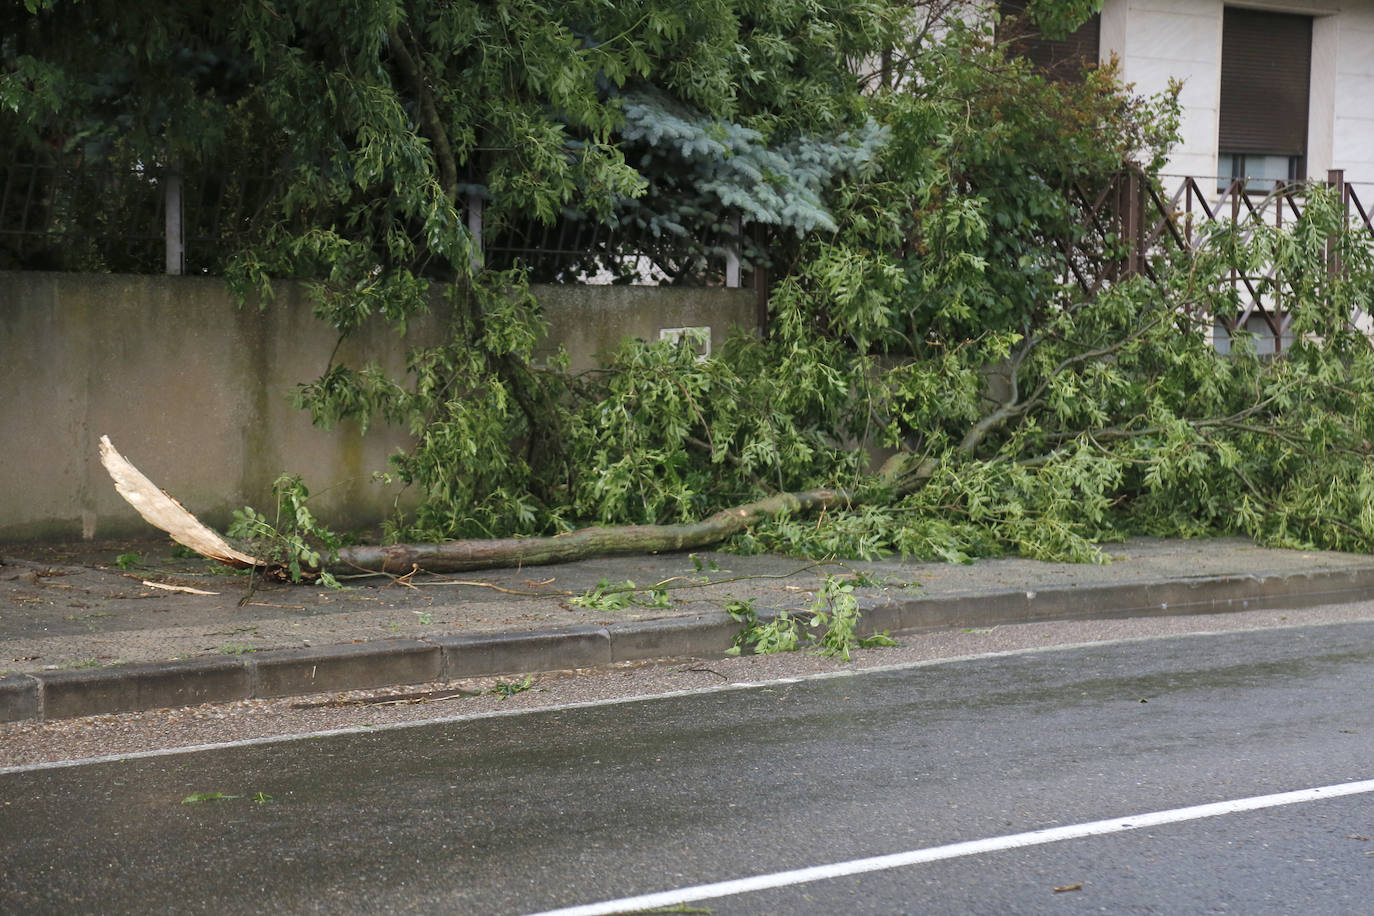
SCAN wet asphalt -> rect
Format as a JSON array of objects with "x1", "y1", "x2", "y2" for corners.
[{"x1": 2, "y1": 616, "x2": 1372, "y2": 914}]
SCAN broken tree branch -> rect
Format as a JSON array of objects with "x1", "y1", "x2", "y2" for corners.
[
  {"x1": 98, "y1": 436, "x2": 260, "y2": 569},
  {"x1": 336, "y1": 488, "x2": 849, "y2": 573},
  {"x1": 98, "y1": 436, "x2": 853, "y2": 576}
]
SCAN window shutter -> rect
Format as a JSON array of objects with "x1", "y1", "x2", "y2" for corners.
[
  {"x1": 999, "y1": 0, "x2": 1100, "y2": 81},
  {"x1": 1219, "y1": 9, "x2": 1312, "y2": 156}
]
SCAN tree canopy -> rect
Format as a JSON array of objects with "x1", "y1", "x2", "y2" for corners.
[{"x1": 10, "y1": 0, "x2": 1374, "y2": 571}]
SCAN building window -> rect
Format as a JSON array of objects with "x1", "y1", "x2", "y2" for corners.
[
  {"x1": 1218, "y1": 8, "x2": 1312, "y2": 192},
  {"x1": 999, "y1": 0, "x2": 1101, "y2": 82},
  {"x1": 1220, "y1": 153, "x2": 1302, "y2": 192}
]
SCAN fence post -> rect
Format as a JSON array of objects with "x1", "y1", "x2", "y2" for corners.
[
  {"x1": 1104, "y1": 168, "x2": 1123, "y2": 278},
  {"x1": 1327, "y1": 168, "x2": 1346, "y2": 197},
  {"x1": 725, "y1": 214, "x2": 742, "y2": 288},
  {"x1": 467, "y1": 192, "x2": 484, "y2": 269},
  {"x1": 1327, "y1": 169, "x2": 1345, "y2": 284},
  {"x1": 752, "y1": 223, "x2": 769, "y2": 338},
  {"x1": 164, "y1": 161, "x2": 184, "y2": 276},
  {"x1": 1117, "y1": 168, "x2": 1143, "y2": 277},
  {"x1": 1130, "y1": 169, "x2": 1145, "y2": 276}
]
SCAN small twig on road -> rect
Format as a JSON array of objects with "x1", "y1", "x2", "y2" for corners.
[{"x1": 677, "y1": 664, "x2": 728, "y2": 680}]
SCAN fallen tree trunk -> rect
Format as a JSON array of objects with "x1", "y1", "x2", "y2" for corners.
[
  {"x1": 335, "y1": 489, "x2": 849, "y2": 573},
  {"x1": 98, "y1": 436, "x2": 852, "y2": 575}
]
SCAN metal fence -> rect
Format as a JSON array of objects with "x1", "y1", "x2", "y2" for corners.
[
  {"x1": 1, "y1": 149, "x2": 743, "y2": 286},
  {"x1": 463, "y1": 196, "x2": 748, "y2": 287},
  {"x1": 1067, "y1": 168, "x2": 1374, "y2": 353},
  {"x1": 1, "y1": 154, "x2": 165, "y2": 272},
  {"x1": 0, "y1": 150, "x2": 277, "y2": 275},
  {"x1": 6, "y1": 147, "x2": 1371, "y2": 332}
]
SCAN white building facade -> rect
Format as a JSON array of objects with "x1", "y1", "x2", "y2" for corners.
[
  {"x1": 1005, "y1": 0, "x2": 1374, "y2": 350},
  {"x1": 1025, "y1": 0, "x2": 1374, "y2": 193}
]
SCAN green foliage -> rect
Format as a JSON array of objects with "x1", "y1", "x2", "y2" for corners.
[
  {"x1": 810, "y1": 579, "x2": 900, "y2": 661},
  {"x1": 1021, "y1": 0, "x2": 1103, "y2": 40},
  {"x1": 864, "y1": 27, "x2": 1180, "y2": 340},
  {"x1": 725, "y1": 578, "x2": 898, "y2": 660},
  {"x1": 487, "y1": 675, "x2": 535, "y2": 699},
  {"x1": 689, "y1": 553, "x2": 719, "y2": 573},
  {"x1": 570, "y1": 579, "x2": 673, "y2": 610},
  {"x1": 228, "y1": 475, "x2": 343, "y2": 587},
  {"x1": 114, "y1": 552, "x2": 142, "y2": 571},
  {"x1": 12, "y1": 1, "x2": 1374, "y2": 567},
  {"x1": 713, "y1": 177, "x2": 1374, "y2": 563},
  {"x1": 564, "y1": 333, "x2": 860, "y2": 528},
  {"x1": 181, "y1": 792, "x2": 239, "y2": 805},
  {"x1": 724, "y1": 598, "x2": 804, "y2": 656},
  {"x1": 606, "y1": 89, "x2": 889, "y2": 278}
]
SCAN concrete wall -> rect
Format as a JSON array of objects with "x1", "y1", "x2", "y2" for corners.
[
  {"x1": 0, "y1": 272, "x2": 758, "y2": 541},
  {"x1": 1328, "y1": 2, "x2": 1374, "y2": 185},
  {"x1": 1101, "y1": 0, "x2": 1223, "y2": 181},
  {"x1": 1100, "y1": 0, "x2": 1374, "y2": 195}
]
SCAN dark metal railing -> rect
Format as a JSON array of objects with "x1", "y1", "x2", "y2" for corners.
[
  {"x1": 1068, "y1": 168, "x2": 1374, "y2": 353},
  {"x1": 0, "y1": 151, "x2": 277, "y2": 275},
  {"x1": 5, "y1": 144, "x2": 1371, "y2": 336},
  {"x1": 1, "y1": 150, "x2": 735, "y2": 285}
]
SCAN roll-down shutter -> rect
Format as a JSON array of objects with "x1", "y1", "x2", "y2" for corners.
[
  {"x1": 1219, "y1": 9, "x2": 1312, "y2": 156},
  {"x1": 999, "y1": 0, "x2": 1100, "y2": 81}
]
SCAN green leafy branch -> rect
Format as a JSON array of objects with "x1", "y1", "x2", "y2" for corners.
[
  {"x1": 725, "y1": 576, "x2": 898, "y2": 661},
  {"x1": 569, "y1": 579, "x2": 673, "y2": 611},
  {"x1": 228, "y1": 475, "x2": 344, "y2": 588}
]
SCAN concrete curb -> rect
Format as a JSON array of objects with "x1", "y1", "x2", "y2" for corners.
[
  {"x1": 5, "y1": 566, "x2": 1374, "y2": 723},
  {"x1": 891, "y1": 567, "x2": 1374, "y2": 631}
]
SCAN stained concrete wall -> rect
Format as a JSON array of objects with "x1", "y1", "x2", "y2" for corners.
[{"x1": 0, "y1": 272, "x2": 758, "y2": 540}]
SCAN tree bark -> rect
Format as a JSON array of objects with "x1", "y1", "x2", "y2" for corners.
[
  {"x1": 387, "y1": 26, "x2": 458, "y2": 201},
  {"x1": 101, "y1": 436, "x2": 862, "y2": 576},
  {"x1": 333, "y1": 488, "x2": 850, "y2": 573}
]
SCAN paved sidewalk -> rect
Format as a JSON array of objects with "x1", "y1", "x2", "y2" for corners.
[{"x1": 3, "y1": 536, "x2": 1374, "y2": 722}]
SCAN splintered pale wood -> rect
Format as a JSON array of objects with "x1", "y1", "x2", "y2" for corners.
[
  {"x1": 98, "y1": 435, "x2": 261, "y2": 569},
  {"x1": 98, "y1": 435, "x2": 854, "y2": 576}
]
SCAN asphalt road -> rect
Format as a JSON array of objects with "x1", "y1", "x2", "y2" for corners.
[{"x1": 3, "y1": 618, "x2": 1373, "y2": 915}]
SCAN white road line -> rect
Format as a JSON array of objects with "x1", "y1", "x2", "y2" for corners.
[{"x1": 521, "y1": 779, "x2": 1374, "y2": 916}]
